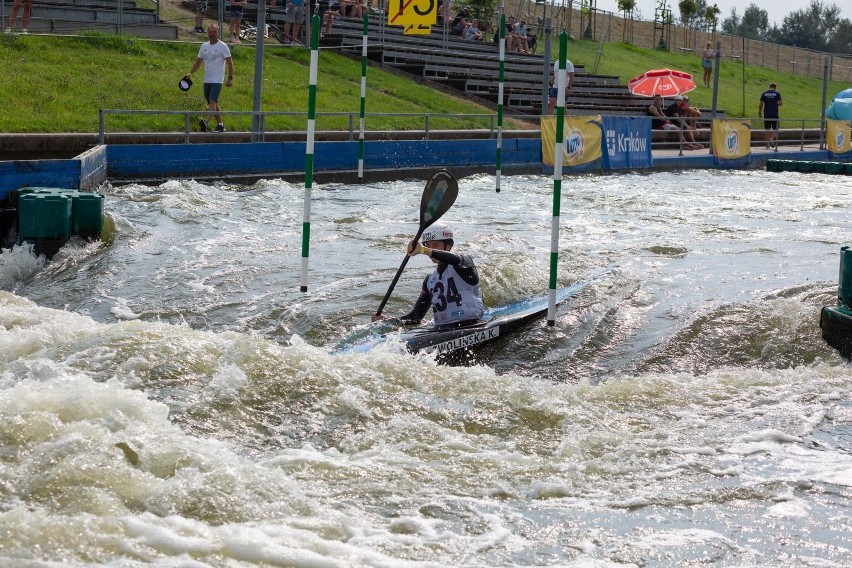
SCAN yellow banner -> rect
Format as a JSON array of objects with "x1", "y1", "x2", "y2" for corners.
[
  {"x1": 540, "y1": 116, "x2": 603, "y2": 167},
  {"x1": 827, "y1": 120, "x2": 851, "y2": 154},
  {"x1": 711, "y1": 119, "x2": 752, "y2": 160},
  {"x1": 387, "y1": 0, "x2": 436, "y2": 34}
]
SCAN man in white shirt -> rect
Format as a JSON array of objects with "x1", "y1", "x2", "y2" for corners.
[
  {"x1": 184, "y1": 24, "x2": 234, "y2": 133},
  {"x1": 547, "y1": 58, "x2": 574, "y2": 115}
]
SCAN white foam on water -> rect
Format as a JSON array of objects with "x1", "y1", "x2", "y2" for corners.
[
  {"x1": 2, "y1": 266, "x2": 852, "y2": 565},
  {"x1": 0, "y1": 243, "x2": 46, "y2": 291}
]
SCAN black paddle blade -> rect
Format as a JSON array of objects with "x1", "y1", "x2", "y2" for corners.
[
  {"x1": 419, "y1": 169, "x2": 459, "y2": 232},
  {"x1": 374, "y1": 170, "x2": 460, "y2": 318}
]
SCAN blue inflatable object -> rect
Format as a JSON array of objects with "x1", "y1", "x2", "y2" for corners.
[
  {"x1": 827, "y1": 98, "x2": 852, "y2": 120},
  {"x1": 835, "y1": 88, "x2": 852, "y2": 100}
]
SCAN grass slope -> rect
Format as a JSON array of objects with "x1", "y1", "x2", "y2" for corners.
[
  {"x1": 570, "y1": 39, "x2": 846, "y2": 126},
  {"x1": 0, "y1": 33, "x2": 500, "y2": 133},
  {"x1": 0, "y1": 32, "x2": 844, "y2": 133}
]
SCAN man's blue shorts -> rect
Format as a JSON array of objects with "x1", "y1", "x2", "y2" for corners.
[
  {"x1": 204, "y1": 82, "x2": 223, "y2": 104},
  {"x1": 548, "y1": 87, "x2": 558, "y2": 99}
]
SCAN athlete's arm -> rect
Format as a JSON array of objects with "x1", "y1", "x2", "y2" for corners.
[{"x1": 399, "y1": 277, "x2": 433, "y2": 324}]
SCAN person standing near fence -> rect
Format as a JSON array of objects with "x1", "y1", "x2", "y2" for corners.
[
  {"x1": 185, "y1": 24, "x2": 234, "y2": 133},
  {"x1": 283, "y1": 0, "x2": 306, "y2": 45},
  {"x1": 229, "y1": 0, "x2": 247, "y2": 44},
  {"x1": 701, "y1": 42, "x2": 714, "y2": 87},
  {"x1": 4, "y1": 0, "x2": 33, "y2": 33},
  {"x1": 758, "y1": 82, "x2": 783, "y2": 149}
]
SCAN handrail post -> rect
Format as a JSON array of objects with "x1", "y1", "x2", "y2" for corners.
[
  {"x1": 185, "y1": 113, "x2": 191, "y2": 144},
  {"x1": 424, "y1": 114, "x2": 430, "y2": 140},
  {"x1": 349, "y1": 114, "x2": 354, "y2": 141},
  {"x1": 799, "y1": 120, "x2": 804, "y2": 152},
  {"x1": 98, "y1": 110, "x2": 105, "y2": 145}
]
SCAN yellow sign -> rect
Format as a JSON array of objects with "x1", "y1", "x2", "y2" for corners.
[
  {"x1": 387, "y1": 0, "x2": 437, "y2": 35},
  {"x1": 827, "y1": 119, "x2": 851, "y2": 154},
  {"x1": 540, "y1": 116, "x2": 603, "y2": 167},
  {"x1": 711, "y1": 119, "x2": 752, "y2": 160}
]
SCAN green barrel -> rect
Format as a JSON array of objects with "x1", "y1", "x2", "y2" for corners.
[
  {"x1": 820, "y1": 305, "x2": 852, "y2": 359},
  {"x1": 797, "y1": 161, "x2": 815, "y2": 172},
  {"x1": 18, "y1": 193, "x2": 72, "y2": 240},
  {"x1": 766, "y1": 160, "x2": 780, "y2": 172},
  {"x1": 824, "y1": 162, "x2": 844, "y2": 175},
  {"x1": 840, "y1": 246, "x2": 852, "y2": 309},
  {"x1": 845, "y1": 163, "x2": 852, "y2": 175},
  {"x1": 71, "y1": 192, "x2": 104, "y2": 239},
  {"x1": 778, "y1": 160, "x2": 797, "y2": 172},
  {"x1": 812, "y1": 161, "x2": 827, "y2": 173}
]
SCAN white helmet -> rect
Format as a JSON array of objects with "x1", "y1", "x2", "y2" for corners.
[{"x1": 422, "y1": 225, "x2": 454, "y2": 244}]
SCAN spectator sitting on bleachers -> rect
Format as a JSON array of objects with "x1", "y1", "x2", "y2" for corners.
[
  {"x1": 514, "y1": 17, "x2": 532, "y2": 51},
  {"x1": 655, "y1": 95, "x2": 702, "y2": 150},
  {"x1": 324, "y1": 0, "x2": 340, "y2": 34},
  {"x1": 680, "y1": 95, "x2": 701, "y2": 129},
  {"x1": 465, "y1": 19, "x2": 483, "y2": 40},
  {"x1": 450, "y1": 8, "x2": 470, "y2": 36},
  {"x1": 505, "y1": 15, "x2": 527, "y2": 53}
]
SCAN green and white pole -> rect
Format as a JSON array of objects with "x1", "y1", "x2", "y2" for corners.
[
  {"x1": 357, "y1": 12, "x2": 369, "y2": 179},
  {"x1": 495, "y1": 10, "x2": 505, "y2": 193},
  {"x1": 300, "y1": 13, "x2": 320, "y2": 293},
  {"x1": 547, "y1": 31, "x2": 568, "y2": 326}
]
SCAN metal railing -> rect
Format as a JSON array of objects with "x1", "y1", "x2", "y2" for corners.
[
  {"x1": 98, "y1": 109, "x2": 503, "y2": 143},
  {"x1": 99, "y1": 109, "x2": 849, "y2": 156}
]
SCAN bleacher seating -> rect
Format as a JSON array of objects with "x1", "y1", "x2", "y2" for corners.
[
  {"x1": 314, "y1": 15, "x2": 724, "y2": 123},
  {"x1": 0, "y1": 0, "x2": 178, "y2": 39}
]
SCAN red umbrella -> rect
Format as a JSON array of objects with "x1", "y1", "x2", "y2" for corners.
[{"x1": 627, "y1": 68, "x2": 696, "y2": 97}]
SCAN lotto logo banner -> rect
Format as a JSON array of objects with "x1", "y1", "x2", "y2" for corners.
[
  {"x1": 827, "y1": 120, "x2": 851, "y2": 156},
  {"x1": 540, "y1": 116, "x2": 603, "y2": 169},
  {"x1": 712, "y1": 119, "x2": 753, "y2": 166},
  {"x1": 602, "y1": 116, "x2": 653, "y2": 170}
]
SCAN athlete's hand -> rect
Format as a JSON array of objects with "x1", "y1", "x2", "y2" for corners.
[
  {"x1": 371, "y1": 313, "x2": 386, "y2": 322},
  {"x1": 407, "y1": 240, "x2": 421, "y2": 256}
]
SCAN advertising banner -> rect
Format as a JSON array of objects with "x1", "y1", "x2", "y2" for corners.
[
  {"x1": 541, "y1": 116, "x2": 603, "y2": 171},
  {"x1": 712, "y1": 120, "x2": 753, "y2": 167},
  {"x1": 827, "y1": 119, "x2": 851, "y2": 157},
  {"x1": 602, "y1": 116, "x2": 653, "y2": 170}
]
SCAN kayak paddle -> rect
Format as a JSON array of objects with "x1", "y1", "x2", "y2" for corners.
[{"x1": 374, "y1": 169, "x2": 459, "y2": 318}]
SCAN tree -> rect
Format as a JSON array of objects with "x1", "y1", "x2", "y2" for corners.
[
  {"x1": 720, "y1": 3, "x2": 768, "y2": 39},
  {"x1": 704, "y1": 3, "x2": 720, "y2": 35},
  {"x1": 827, "y1": 19, "x2": 852, "y2": 54},
  {"x1": 618, "y1": 0, "x2": 637, "y2": 43},
  {"x1": 461, "y1": 0, "x2": 498, "y2": 24},
  {"x1": 678, "y1": 0, "x2": 698, "y2": 46},
  {"x1": 741, "y1": 4, "x2": 769, "y2": 38},
  {"x1": 721, "y1": 7, "x2": 739, "y2": 35},
  {"x1": 767, "y1": 0, "x2": 845, "y2": 52}
]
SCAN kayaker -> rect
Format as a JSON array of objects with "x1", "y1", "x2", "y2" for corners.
[{"x1": 372, "y1": 225, "x2": 485, "y2": 327}]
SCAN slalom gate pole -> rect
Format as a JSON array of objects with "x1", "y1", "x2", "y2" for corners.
[
  {"x1": 547, "y1": 31, "x2": 568, "y2": 326},
  {"x1": 300, "y1": 13, "x2": 320, "y2": 293},
  {"x1": 495, "y1": 9, "x2": 505, "y2": 193},
  {"x1": 357, "y1": 12, "x2": 369, "y2": 179}
]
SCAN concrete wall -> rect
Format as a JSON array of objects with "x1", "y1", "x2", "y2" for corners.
[
  {"x1": 105, "y1": 138, "x2": 543, "y2": 180},
  {"x1": 0, "y1": 145, "x2": 107, "y2": 201}
]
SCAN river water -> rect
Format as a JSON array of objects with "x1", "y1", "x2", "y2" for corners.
[{"x1": 1, "y1": 170, "x2": 851, "y2": 566}]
